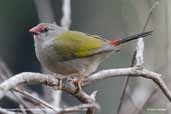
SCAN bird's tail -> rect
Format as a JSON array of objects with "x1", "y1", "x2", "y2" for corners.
[{"x1": 109, "y1": 31, "x2": 153, "y2": 45}]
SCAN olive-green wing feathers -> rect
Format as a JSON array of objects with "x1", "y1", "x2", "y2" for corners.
[{"x1": 53, "y1": 31, "x2": 115, "y2": 61}]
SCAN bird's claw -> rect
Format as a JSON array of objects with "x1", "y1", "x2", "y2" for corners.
[
  {"x1": 72, "y1": 79, "x2": 83, "y2": 93},
  {"x1": 54, "y1": 78, "x2": 63, "y2": 90}
]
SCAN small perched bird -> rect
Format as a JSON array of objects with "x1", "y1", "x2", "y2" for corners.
[{"x1": 29, "y1": 23, "x2": 152, "y2": 79}]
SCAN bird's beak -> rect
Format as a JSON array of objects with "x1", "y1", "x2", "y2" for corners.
[
  {"x1": 29, "y1": 26, "x2": 40, "y2": 35},
  {"x1": 29, "y1": 25, "x2": 43, "y2": 35}
]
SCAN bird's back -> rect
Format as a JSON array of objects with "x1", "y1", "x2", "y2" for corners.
[{"x1": 38, "y1": 31, "x2": 116, "y2": 76}]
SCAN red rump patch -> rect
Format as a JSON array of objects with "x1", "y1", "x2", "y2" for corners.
[{"x1": 109, "y1": 39, "x2": 121, "y2": 45}]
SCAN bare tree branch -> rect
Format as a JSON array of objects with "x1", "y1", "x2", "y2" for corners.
[
  {"x1": 19, "y1": 105, "x2": 28, "y2": 114},
  {"x1": 0, "y1": 72, "x2": 58, "y2": 98},
  {"x1": 86, "y1": 67, "x2": 171, "y2": 102},
  {"x1": 57, "y1": 103, "x2": 99, "y2": 114},
  {"x1": 0, "y1": 72, "x2": 98, "y2": 114},
  {"x1": 13, "y1": 88, "x2": 58, "y2": 113},
  {"x1": 1, "y1": 103, "x2": 98, "y2": 114},
  {"x1": 117, "y1": 1, "x2": 159, "y2": 113},
  {"x1": 0, "y1": 107, "x2": 18, "y2": 114},
  {"x1": 61, "y1": 0, "x2": 71, "y2": 29},
  {"x1": 0, "y1": 60, "x2": 59, "y2": 114},
  {"x1": 117, "y1": 51, "x2": 136, "y2": 113},
  {"x1": 0, "y1": 61, "x2": 37, "y2": 114},
  {"x1": 0, "y1": 67, "x2": 171, "y2": 106}
]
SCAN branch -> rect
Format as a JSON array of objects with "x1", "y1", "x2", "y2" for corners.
[
  {"x1": 57, "y1": 103, "x2": 99, "y2": 114},
  {"x1": 117, "y1": 1, "x2": 159, "y2": 113},
  {"x1": 135, "y1": 0, "x2": 159, "y2": 66},
  {"x1": 0, "y1": 72, "x2": 58, "y2": 98},
  {"x1": 0, "y1": 72, "x2": 98, "y2": 114},
  {"x1": 87, "y1": 67, "x2": 157, "y2": 82},
  {"x1": 1, "y1": 103, "x2": 98, "y2": 114},
  {"x1": 0, "y1": 67, "x2": 170, "y2": 103},
  {"x1": 86, "y1": 67, "x2": 171, "y2": 102},
  {"x1": 13, "y1": 88, "x2": 58, "y2": 112},
  {"x1": 0, "y1": 61, "x2": 41, "y2": 114},
  {"x1": 117, "y1": 51, "x2": 137, "y2": 113},
  {"x1": 0, "y1": 67, "x2": 171, "y2": 114},
  {"x1": 0, "y1": 107, "x2": 18, "y2": 114},
  {"x1": 61, "y1": 0, "x2": 71, "y2": 29},
  {"x1": 61, "y1": 78, "x2": 97, "y2": 114}
]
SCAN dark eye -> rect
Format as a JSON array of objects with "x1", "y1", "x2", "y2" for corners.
[{"x1": 41, "y1": 27, "x2": 49, "y2": 33}]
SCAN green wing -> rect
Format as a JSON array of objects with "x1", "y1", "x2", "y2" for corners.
[{"x1": 53, "y1": 31, "x2": 113, "y2": 61}]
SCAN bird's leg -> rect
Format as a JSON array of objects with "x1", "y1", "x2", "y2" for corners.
[
  {"x1": 52, "y1": 73, "x2": 65, "y2": 90},
  {"x1": 72, "y1": 73, "x2": 85, "y2": 92},
  {"x1": 57, "y1": 78, "x2": 63, "y2": 90}
]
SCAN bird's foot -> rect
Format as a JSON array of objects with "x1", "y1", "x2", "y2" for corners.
[
  {"x1": 53, "y1": 78, "x2": 63, "y2": 90},
  {"x1": 58, "y1": 79, "x2": 63, "y2": 90},
  {"x1": 72, "y1": 79, "x2": 83, "y2": 93},
  {"x1": 51, "y1": 74, "x2": 65, "y2": 90}
]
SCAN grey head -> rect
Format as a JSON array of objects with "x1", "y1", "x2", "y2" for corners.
[{"x1": 29, "y1": 23, "x2": 66, "y2": 44}]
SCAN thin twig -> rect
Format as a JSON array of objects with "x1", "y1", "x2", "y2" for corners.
[
  {"x1": 10, "y1": 91, "x2": 34, "y2": 114},
  {"x1": 117, "y1": 1, "x2": 159, "y2": 113},
  {"x1": 0, "y1": 61, "x2": 34, "y2": 114},
  {"x1": 13, "y1": 88, "x2": 58, "y2": 112},
  {"x1": 58, "y1": 103, "x2": 98, "y2": 114},
  {"x1": 19, "y1": 105, "x2": 28, "y2": 114},
  {"x1": 0, "y1": 61, "x2": 61, "y2": 113},
  {"x1": 117, "y1": 51, "x2": 136, "y2": 113},
  {"x1": 142, "y1": 0, "x2": 159, "y2": 32},
  {"x1": 136, "y1": 0, "x2": 159, "y2": 66},
  {"x1": 0, "y1": 107, "x2": 17, "y2": 114},
  {"x1": 2, "y1": 103, "x2": 98, "y2": 114}
]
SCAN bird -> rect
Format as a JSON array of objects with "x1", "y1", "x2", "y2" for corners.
[{"x1": 29, "y1": 23, "x2": 152, "y2": 80}]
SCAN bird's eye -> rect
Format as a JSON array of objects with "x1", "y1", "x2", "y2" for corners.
[
  {"x1": 41, "y1": 27, "x2": 49, "y2": 33},
  {"x1": 43, "y1": 27, "x2": 49, "y2": 32}
]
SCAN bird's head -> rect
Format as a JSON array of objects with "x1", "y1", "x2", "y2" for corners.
[
  {"x1": 29, "y1": 23, "x2": 60, "y2": 35},
  {"x1": 29, "y1": 23, "x2": 65, "y2": 42}
]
